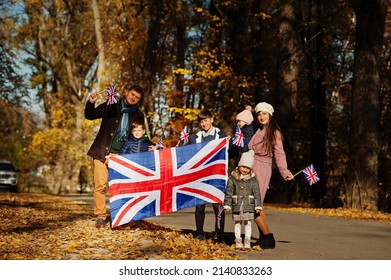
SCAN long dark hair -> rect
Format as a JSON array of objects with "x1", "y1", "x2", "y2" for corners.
[{"x1": 263, "y1": 116, "x2": 284, "y2": 153}]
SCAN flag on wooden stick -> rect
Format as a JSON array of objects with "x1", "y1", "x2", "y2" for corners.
[{"x1": 293, "y1": 164, "x2": 320, "y2": 185}]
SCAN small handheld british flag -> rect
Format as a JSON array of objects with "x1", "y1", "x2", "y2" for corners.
[
  {"x1": 232, "y1": 125, "x2": 244, "y2": 148},
  {"x1": 180, "y1": 126, "x2": 190, "y2": 145},
  {"x1": 157, "y1": 137, "x2": 164, "y2": 150},
  {"x1": 302, "y1": 164, "x2": 320, "y2": 185},
  {"x1": 294, "y1": 164, "x2": 320, "y2": 185},
  {"x1": 107, "y1": 85, "x2": 118, "y2": 105}
]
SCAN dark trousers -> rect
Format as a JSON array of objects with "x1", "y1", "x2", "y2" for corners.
[{"x1": 195, "y1": 203, "x2": 225, "y2": 235}]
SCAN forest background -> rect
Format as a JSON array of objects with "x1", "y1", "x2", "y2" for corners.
[{"x1": 0, "y1": 0, "x2": 390, "y2": 213}]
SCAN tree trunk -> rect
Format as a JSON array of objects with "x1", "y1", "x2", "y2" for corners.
[
  {"x1": 276, "y1": 0, "x2": 310, "y2": 203},
  {"x1": 142, "y1": 0, "x2": 163, "y2": 136},
  {"x1": 92, "y1": 0, "x2": 106, "y2": 86},
  {"x1": 347, "y1": 0, "x2": 388, "y2": 210},
  {"x1": 308, "y1": 0, "x2": 328, "y2": 206}
]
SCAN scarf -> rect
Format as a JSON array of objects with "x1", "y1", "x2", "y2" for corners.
[
  {"x1": 117, "y1": 99, "x2": 139, "y2": 142},
  {"x1": 240, "y1": 173, "x2": 252, "y2": 180}
]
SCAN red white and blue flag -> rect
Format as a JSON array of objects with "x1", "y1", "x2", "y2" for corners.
[
  {"x1": 302, "y1": 164, "x2": 320, "y2": 185},
  {"x1": 232, "y1": 125, "x2": 244, "y2": 147},
  {"x1": 157, "y1": 137, "x2": 164, "y2": 150},
  {"x1": 180, "y1": 126, "x2": 190, "y2": 145},
  {"x1": 108, "y1": 137, "x2": 229, "y2": 228},
  {"x1": 107, "y1": 85, "x2": 118, "y2": 105}
]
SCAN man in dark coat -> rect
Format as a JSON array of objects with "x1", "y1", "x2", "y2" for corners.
[{"x1": 85, "y1": 85, "x2": 145, "y2": 228}]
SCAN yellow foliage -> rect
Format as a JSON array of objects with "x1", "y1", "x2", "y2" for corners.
[
  {"x1": 51, "y1": 109, "x2": 65, "y2": 128},
  {"x1": 30, "y1": 74, "x2": 46, "y2": 88},
  {"x1": 25, "y1": 0, "x2": 43, "y2": 5},
  {"x1": 168, "y1": 107, "x2": 200, "y2": 121},
  {"x1": 30, "y1": 128, "x2": 72, "y2": 161},
  {"x1": 172, "y1": 68, "x2": 193, "y2": 75},
  {"x1": 255, "y1": 12, "x2": 272, "y2": 19}
]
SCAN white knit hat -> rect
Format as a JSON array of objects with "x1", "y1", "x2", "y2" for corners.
[
  {"x1": 255, "y1": 102, "x2": 274, "y2": 116},
  {"x1": 236, "y1": 105, "x2": 254, "y2": 125},
  {"x1": 238, "y1": 150, "x2": 255, "y2": 169}
]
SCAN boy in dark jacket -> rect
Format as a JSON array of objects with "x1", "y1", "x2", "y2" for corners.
[{"x1": 120, "y1": 121, "x2": 157, "y2": 154}]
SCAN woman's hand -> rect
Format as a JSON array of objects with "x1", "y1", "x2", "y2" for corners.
[{"x1": 285, "y1": 174, "x2": 294, "y2": 181}]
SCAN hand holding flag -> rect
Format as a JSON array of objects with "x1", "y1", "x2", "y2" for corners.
[
  {"x1": 180, "y1": 126, "x2": 190, "y2": 145},
  {"x1": 293, "y1": 164, "x2": 320, "y2": 185},
  {"x1": 232, "y1": 125, "x2": 245, "y2": 148}
]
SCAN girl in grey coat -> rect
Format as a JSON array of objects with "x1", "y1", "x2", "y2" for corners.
[{"x1": 224, "y1": 150, "x2": 262, "y2": 249}]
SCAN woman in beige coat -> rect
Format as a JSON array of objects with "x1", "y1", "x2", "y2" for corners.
[{"x1": 248, "y1": 102, "x2": 294, "y2": 249}]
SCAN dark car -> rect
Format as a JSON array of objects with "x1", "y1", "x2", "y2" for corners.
[{"x1": 0, "y1": 161, "x2": 19, "y2": 192}]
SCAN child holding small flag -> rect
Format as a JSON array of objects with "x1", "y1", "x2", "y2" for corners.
[
  {"x1": 229, "y1": 106, "x2": 255, "y2": 170},
  {"x1": 248, "y1": 102, "x2": 294, "y2": 249},
  {"x1": 235, "y1": 105, "x2": 255, "y2": 152},
  {"x1": 186, "y1": 109, "x2": 228, "y2": 242}
]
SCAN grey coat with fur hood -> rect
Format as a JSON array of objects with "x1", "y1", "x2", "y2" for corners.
[{"x1": 224, "y1": 169, "x2": 262, "y2": 213}]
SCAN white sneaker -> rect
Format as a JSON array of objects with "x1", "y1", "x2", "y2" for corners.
[
  {"x1": 235, "y1": 238, "x2": 243, "y2": 249},
  {"x1": 244, "y1": 237, "x2": 251, "y2": 249}
]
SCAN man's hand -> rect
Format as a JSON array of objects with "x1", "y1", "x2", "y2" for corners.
[{"x1": 89, "y1": 92, "x2": 98, "y2": 103}]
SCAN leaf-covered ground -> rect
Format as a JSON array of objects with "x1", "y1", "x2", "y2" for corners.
[
  {"x1": 268, "y1": 203, "x2": 391, "y2": 224},
  {"x1": 0, "y1": 192, "x2": 242, "y2": 260},
  {"x1": 2, "y1": 192, "x2": 391, "y2": 260}
]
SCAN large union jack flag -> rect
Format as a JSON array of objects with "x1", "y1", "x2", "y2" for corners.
[
  {"x1": 232, "y1": 125, "x2": 244, "y2": 147},
  {"x1": 302, "y1": 164, "x2": 320, "y2": 185},
  {"x1": 108, "y1": 137, "x2": 229, "y2": 228},
  {"x1": 106, "y1": 85, "x2": 117, "y2": 105}
]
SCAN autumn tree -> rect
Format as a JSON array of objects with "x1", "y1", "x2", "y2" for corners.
[
  {"x1": 346, "y1": 0, "x2": 389, "y2": 210},
  {"x1": 378, "y1": 7, "x2": 391, "y2": 211},
  {"x1": 15, "y1": 0, "x2": 99, "y2": 193}
]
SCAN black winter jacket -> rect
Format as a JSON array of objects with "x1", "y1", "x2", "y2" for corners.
[
  {"x1": 120, "y1": 136, "x2": 154, "y2": 155},
  {"x1": 84, "y1": 99, "x2": 145, "y2": 162}
]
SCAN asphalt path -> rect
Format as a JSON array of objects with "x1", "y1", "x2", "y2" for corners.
[
  {"x1": 147, "y1": 205, "x2": 391, "y2": 260},
  {"x1": 64, "y1": 195, "x2": 391, "y2": 260}
]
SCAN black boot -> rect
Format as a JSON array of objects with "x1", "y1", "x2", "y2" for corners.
[
  {"x1": 257, "y1": 225, "x2": 265, "y2": 240},
  {"x1": 253, "y1": 233, "x2": 276, "y2": 249},
  {"x1": 259, "y1": 233, "x2": 276, "y2": 249}
]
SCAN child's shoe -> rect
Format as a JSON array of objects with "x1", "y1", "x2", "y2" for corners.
[
  {"x1": 235, "y1": 238, "x2": 243, "y2": 249},
  {"x1": 244, "y1": 237, "x2": 251, "y2": 249}
]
